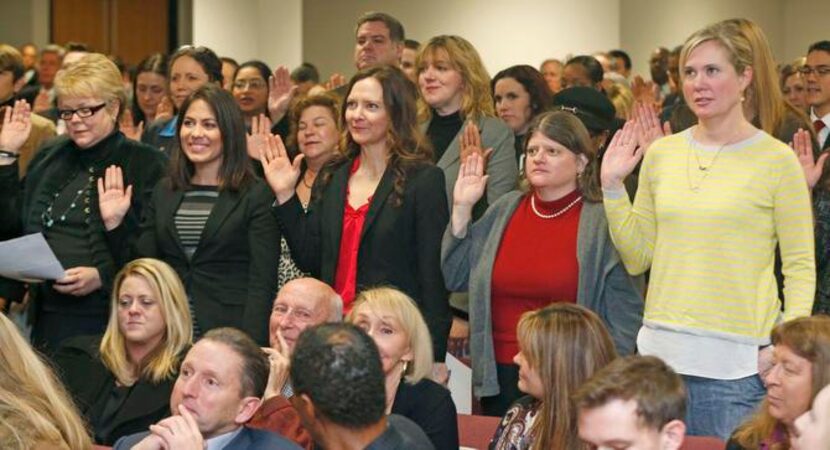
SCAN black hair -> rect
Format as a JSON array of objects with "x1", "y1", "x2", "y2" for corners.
[
  {"x1": 169, "y1": 46, "x2": 223, "y2": 84},
  {"x1": 608, "y1": 49, "x2": 632, "y2": 71},
  {"x1": 291, "y1": 323, "x2": 386, "y2": 427},
  {"x1": 290, "y1": 63, "x2": 320, "y2": 84},
  {"x1": 234, "y1": 60, "x2": 272, "y2": 87},
  {"x1": 131, "y1": 53, "x2": 168, "y2": 126},
  {"x1": 491, "y1": 64, "x2": 553, "y2": 118},
  {"x1": 404, "y1": 39, "x2": 420, "y2": 50},
  {"x1": 808, "y1": 40, "x2": 830, "y2": 55},
  {"x1": 566, "y1": 55, "x2": 604, "y2": 85}
]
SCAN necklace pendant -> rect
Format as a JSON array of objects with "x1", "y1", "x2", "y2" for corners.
[{"x1": 698, "y1": 166, "x2": 707, "y2": 171}]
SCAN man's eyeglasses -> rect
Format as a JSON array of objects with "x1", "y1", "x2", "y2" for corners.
[
  {"x1": 57, "y1": 103, "x2": 108, "y2": 121},
  {"x1": 798, "y1": 65, "x2": 830, "y2": 77}
]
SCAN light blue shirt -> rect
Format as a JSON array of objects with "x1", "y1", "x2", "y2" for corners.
[{"x1": 206, "y1": 427, "x2": 243, "y2": 450}]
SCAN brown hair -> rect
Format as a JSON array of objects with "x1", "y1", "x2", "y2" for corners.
[
  {"x1": 287, "y1": 93, "x2": 341, "y2": 153},
  {"x1": 518, "y1": 303, "x2": 617, "y2": 450}
]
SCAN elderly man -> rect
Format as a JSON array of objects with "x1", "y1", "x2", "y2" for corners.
[{"x1": 113, "y1": 328, "x2": 300, "y2": 449}]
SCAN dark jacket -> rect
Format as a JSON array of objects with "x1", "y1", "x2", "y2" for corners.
[
  {"x1": 52, "y1": 336, "x2": 179, "y2": 446},
  {"x1": 141, "y1": 117, "x2": 177, "y2": 157},
  {"x1": 114, "y1": 426, "x2": 302, "y2": 450},
  {"x1": 108, "y1": 180, "x2": 280, "y2": 345},
  {"x1": 273, "y1": 159, "x2": 451, "y2": 360},
  {"x1": 392, "y1": 379, "x2": 458, "y2": 450}
]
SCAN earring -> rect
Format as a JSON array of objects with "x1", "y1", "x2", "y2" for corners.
[{"x1": 401, "y1": 360, "x2": 409, "y2": 379}]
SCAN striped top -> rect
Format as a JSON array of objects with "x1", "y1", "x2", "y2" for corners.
[
  {"x1": 175, "y1": 187, "x2": 219, "y2": 260},
  {"x1": 604, "y1": 128, "x2": 815, "y2": 343}
]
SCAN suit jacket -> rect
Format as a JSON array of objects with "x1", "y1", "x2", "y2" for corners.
[
  {"x1": 109, "y1": 179, "x2": 279, "y2": 345},
  {"x1": 52, "y1": 336, "x2": 179, "y2": 446},
  {"x1": 274, "y1": 159, "x2": 451, "y2": 359},
  {"x1": 113, "y1": 426, "x2": 302, "y2": 450}
]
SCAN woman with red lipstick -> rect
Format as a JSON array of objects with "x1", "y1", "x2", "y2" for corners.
[
  {"x1": 262, "y1": 65, "x2": 451, "y2": 371},
  {"x1": 442, "y1": 110, "x2": 643, "y2": 417},
  {"x1": 53, "y1": 258, "x2": 193, "y2": 446},
  {"x1": 726, "y1": 315, "x2": 830, "y2": 449},
  {"x1": 601, "y1": 20, "x2": 815, "y2": 440},
  {"x1": 491, "y1": 65, "x2": 553, "y2": 166},
  {"x1": 98, "y1": 84, "x2": 280, "y2": 346}
]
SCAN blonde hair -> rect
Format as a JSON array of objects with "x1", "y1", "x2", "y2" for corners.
[
  {"x1": 54, "y1": 52, "x2": 127, "y2": 119},
  {"x1": 606, "y1": 82, "x2": 635, "y2": 120},
  {"x1": 346, "y1": 287, "x2": 433, "y2": 384},
  {"x1": 417, "y1": 35, "x2": 494, "y2": 123},
  {"x1": 100, "y1": 258, "x2": 193, "y2": 386},
  {"x1": 0, "y1": 314, "x2": 92, "y2": 450},
  {"x1": 518, "y1": 303, "x2": 617, "y2": 450}
]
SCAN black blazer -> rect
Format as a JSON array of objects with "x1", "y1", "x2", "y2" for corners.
[
  {"x1": 274, "y1": 159, "x2": 451, "y2": 359},
  {"x1": 52, "y1": 336, "x2": 178, "y2": 446},
  {"x1": 110, "y1": 179, "x2": 279, "y2": 345},
  {"x1": 392, "y1": 379, "x2": 458, "y2": 450}
]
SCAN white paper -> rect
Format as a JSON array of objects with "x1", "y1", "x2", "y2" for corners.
[
  {"x1": 0, "y1": 233, "x2": 65, "y2": 282},
  {"x1": 447, "y1": 352, "x2": 473, "y2": 414}
]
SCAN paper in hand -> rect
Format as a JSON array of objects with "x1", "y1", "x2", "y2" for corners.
[{"x1": 0, "y1": 233, "x2": 65, "y2": 282}]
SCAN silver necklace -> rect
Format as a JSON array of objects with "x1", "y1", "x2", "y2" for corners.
[{"x1": 530, "y1": 194, "x2": 583, "y2": 219}]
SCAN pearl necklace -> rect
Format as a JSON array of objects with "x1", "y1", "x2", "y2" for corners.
[{"x1": 530, "y1": 194, "x2": 583, "y2": 219}]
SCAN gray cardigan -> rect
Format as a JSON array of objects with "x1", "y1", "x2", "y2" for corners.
[{"x1": 441, "y1": 191, "x2": 644, "y2": 398}]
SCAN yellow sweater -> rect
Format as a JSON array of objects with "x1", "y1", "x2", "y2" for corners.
[{"x1": 604, "y1": 129, "x2": 815, "y2": 341}]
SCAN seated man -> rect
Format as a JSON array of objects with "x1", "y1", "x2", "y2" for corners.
[
  {"x1": 113, "y1": 328, "x2": 300, "y2": 450},
  {"x1": 575, "y1": 355, "x2": 687, "y2": 450},
  {"x1": 248, "y1": 277, "x2": 342, "y2": 449},
  {"x1": 290, "y1": 323, "x2": 434, "y2": 449}
]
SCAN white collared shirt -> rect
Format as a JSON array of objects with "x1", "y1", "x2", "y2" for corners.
[{"x1": 811, "y1": 108, "x2": 830, "y2": 147}]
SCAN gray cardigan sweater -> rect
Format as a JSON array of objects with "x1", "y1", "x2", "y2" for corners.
[{"x1": 441, "y1": 191, "x2": 644, "y2": 398}]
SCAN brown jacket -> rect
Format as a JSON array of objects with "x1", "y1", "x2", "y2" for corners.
[
  {"x1": 0, "y1": 109, "x2": 56, "y2": 178},
  {"x1": 248, "y1": 396, "x2": 313, "y2": 450}
]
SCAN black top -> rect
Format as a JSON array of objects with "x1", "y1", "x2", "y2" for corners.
[
  {"x1": 426, "y1": 111, "x2": 463, "y2": 163},
  {"x1": 366, "y1": 414, "x2": 436, "y2": 450},
  {"x1": 391, "y1": 379, "x2": 458, "y2": 450},
  {"x1": 513, "y1": 133, "x2": 526, "y2": 167}
]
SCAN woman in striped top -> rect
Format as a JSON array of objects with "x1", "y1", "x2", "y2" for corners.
[{"x1": 99, "y1": 84, "x2": 280, "y2": 345}]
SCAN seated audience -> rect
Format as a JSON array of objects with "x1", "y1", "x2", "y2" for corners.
[
  {"x1": 727, "y1": 315, "x2": 830, "y2": 449},
  {"x1": 442, "y1": 110, "x2": 642, "y2": 417},
  {"x1": 491, "y1": 64, "x2": 553, "y2": 165},
  {"x1": 53, "y1": 258, "x2": 192, "y2": 445},
  {"x1": 792, "y1": 384, "x2": 830, "y2": 450},
  {"x1": 113, "y1": 327, "x2": 300, "y2": 449},
  {"x1": 0, "y1": 313, "x2": 92, "y2": 450},
  {"x1": 347, "y1": 287, "x2": 459, "y2": 449},
  {"x1": 575, "y1": 355, "x2": 687, "y2": 450},
  {"x1": 488, "y1": 303, "x2": 617, "y2": 450},
  {"x1": 290, "y1": 323, "x2": 435, "y2": 449},
  {"x1": 247, "y1": 277, "x2": 342, "y2": 449}
]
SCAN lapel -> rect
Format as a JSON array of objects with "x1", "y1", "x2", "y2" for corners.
[
  {"x1": 326, "y1": 163, "x2": 351, "y2": 259},
  {"x1": 196, "y1": 188, "x2": 243, "y2": 255},
  {"x1": 434, "y1": 116, "x2": 485, "y2": 169},
  {"x1": 360, "y1": 166, "x2": 396, "y2": 241},
  {"x1": 226, "y1": 427, "x2": 253, "y2": 448},
  {"x1": 160, "y1": 189, "x2": 187, "y2": 256}
]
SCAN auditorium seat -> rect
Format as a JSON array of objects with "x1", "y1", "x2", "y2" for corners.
[{"x1": 457, "y1": 414, "x2": 500, "y2": 449}]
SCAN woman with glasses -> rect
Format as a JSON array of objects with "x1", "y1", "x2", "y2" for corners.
[
  {"x1": 232, "y1": 60, "x2": 271, "y2": 129},
  {"x1": 0, "y1": 53, "x2": 167, "y2": 354},
  {"x1": 442, "y1": 110, "x2": 643, "y2": 417}
]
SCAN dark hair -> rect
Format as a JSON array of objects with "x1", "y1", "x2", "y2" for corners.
[
  {"x1": 64, "y1": 41, "x2": 89, "y2": 52},
  {"x1": 574, "y1": 355, "x2": 686, "y2": 430},
  {"x1": 171, "y1": 84, "x2": 255, "y2": 191},
  {"x1": 290, "y1": 63, "x2": 320, "y2": 84},
  {"x1": 328, "y1": 65, "x2": 431, "y2": 207},
  {"x1": 234, "y1": 60, "x2": 271, "y2": 86},
  {"x1": 220, "y1": 56, "x2": 239, "y2": 68},
  {"x1": 169, "y1": 46, "x2": 223, "y2": 84},
  {"x1": 404, "y1": 39, "x2": 420, "y2": 50},
  {"x1": 608, "y1": 49, "x2": 632, "y2": 71},
  {"x1": 491, "y1": 64, "x2": 553, "y2": 119},
  {"x1": 131, "y1": 53, "x2": 168, "y2": 126},
  {"x1": 200, "y1": 328, "x2": 269, "y2": 398},
  {"x1": 291, "y1": 323, "x2": 386, "y2": 427},
  {"x1": 808, "y1": 40, "x2": 830, "y2": 55},
  {"x1": 355, "y1": 11, "x2": 405, "y2": 43},
  {"x1": 565, "y1": 55, "x2": 604, "y2": 85}
]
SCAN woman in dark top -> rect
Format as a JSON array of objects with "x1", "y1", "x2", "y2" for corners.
[
  {"x1": 348, "y1": 287, "x2": 458, "y2": 450},
  {"x1": 99, "y1": 84, "x2": 280, "y2": 345},
  {"x1": 0, "y1": 54, "x2": 166, "y2": 354},
  {"x1": 491, "y1": 65, "x2": 553, "y2": 166},
  {"x1": 262, "y1": 65, "x2": 451, "y2": 365},
  {"x1": 53, "y1": 258, "x2": 192, "y2": 445},
  {"x1": 120, "y1": 53, "x2": 168, "y2": 141}
]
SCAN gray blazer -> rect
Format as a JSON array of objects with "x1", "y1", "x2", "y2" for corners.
[
  {"x1": 425, "y1": 115, "x2": 518, "y2": 207},
  {"x1": 441, "y1": 191, "x2": 644, "y2": 397},
  {"x1": 113, "y1": 426, "x2": 301, "y2": 450}
]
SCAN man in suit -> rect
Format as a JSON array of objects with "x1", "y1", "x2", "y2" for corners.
[
  {"x1": 805, "y1": 40, "x2": 830, "y2": 150},
  {"x1": 114, "y1": 328, "x2": 300, "y2": 450},
  {"x1": 290, "y1": 323, "x2": 435, "y2": 449}
]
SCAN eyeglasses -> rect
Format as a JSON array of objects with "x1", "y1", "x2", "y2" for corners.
[
  {"x1": 798, "y1": 65, "x2": 830, "y2": 77},
  {"x1": 272, "y1": 304, "x2": 315, "y2": 323},
  {"x1": 57, "y1": 103, "x2": 108, "y2": 121},
  {"x1": 233, "y1": 79, "x2": 267, "y2": 90}
]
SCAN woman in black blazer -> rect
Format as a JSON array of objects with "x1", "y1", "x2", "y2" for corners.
[
  {"x1": 53, "y1": 258, "x2": 192, "y2": 446},
  {"x1": 99, "y1": 85, "x2": 280, "y2": 345},
  {"x1": 261, "y1": 65, "x2": 451, "y2": 366}
]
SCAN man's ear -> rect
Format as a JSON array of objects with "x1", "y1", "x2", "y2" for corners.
[
  {"x1": 234, "y1": 397, "x2": 262, "y2": 424},
  {"x1": 395, "y1": 42, "x2": 404, "y2": 63},
  {"x1": 659, "y1": 419, "x2": 686, "y2": 450}
]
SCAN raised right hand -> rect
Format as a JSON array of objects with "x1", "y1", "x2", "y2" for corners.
[
  {"x1": 261, "y1": 133, "x2": 303, "y2": 204},
  {"x1": 453, "y1": 151, "x2": 489, "y2": 209},
  {"x1": 0, "y1": 100, "x2": 33, "y2": 153},
  {"x1": 601, "y1": 120, "x2": 643, "y2": 190},
  {"x1": 246, "y1": 114, "x2": 273, "y2": 160},
  {"x1": 97, "y1": 165, "x2": 133, "y2": 231}
]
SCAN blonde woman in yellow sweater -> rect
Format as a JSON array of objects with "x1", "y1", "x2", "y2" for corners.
[{"x1": 600, "y1": 21, "x2": 815, "y2": 441}]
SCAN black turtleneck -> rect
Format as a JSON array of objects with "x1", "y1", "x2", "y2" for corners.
[{"x1": 426, "y1": 110, "x2": 463, "y2": 163}]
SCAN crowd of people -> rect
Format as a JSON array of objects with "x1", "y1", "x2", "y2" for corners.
[{"x1": 1, "y1": 9, "x2": 830, "y2": 450}]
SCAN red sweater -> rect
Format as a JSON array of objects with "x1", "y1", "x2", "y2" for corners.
[{"x1": 491, "y1": 190, "x2": 582, "y2": 364}]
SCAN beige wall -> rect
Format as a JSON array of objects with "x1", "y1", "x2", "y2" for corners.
[
  {"x1": 782, "y1": 0, "x2": 830, "y2": 64},
  {"x1": 0, "y1": 0, "x2": 49, "y2": 48}
]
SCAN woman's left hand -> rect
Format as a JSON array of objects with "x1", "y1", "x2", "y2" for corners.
[
  {"x1": 790, "y1": 128, "x2": 827, "y2": 189},
  {"x1": 54, "y1": 266, "x2": 102, "y2": 296},
  {"x1": 267, "y1": 65, "x2": 297, "y2": 123}
]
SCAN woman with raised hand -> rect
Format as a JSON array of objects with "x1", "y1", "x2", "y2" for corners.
[
  {"x1": 262, "y1": 65, "x2": 451, "y2": 373},
  {"x1": 601, "y1": 20, "x2": 815, "y2": 440},
  {"x1": 347, "y1": 287, "x2": 459, "y2": 450},
  {"x1": 442, "y1": 110, "x2": 643, "y2": 417},
  {"x1": 120, "y1": 53, "x2": 168, "y2": 141},
  {"x1": 99, "y1": 84, "x2": 280, "y2": 345},
  {"x1": 491, "y1": 65, "x2": 553, "y2": 166},
  {"x1": 53, "y1": 258, "x2": 192, "y2": 446},
  {"x1": 0, "y1": 54, "x2": 167, "y2": 354}
]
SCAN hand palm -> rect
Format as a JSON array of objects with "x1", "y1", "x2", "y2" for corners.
[
  {"x1": 454, "y1": 173, "x2": 486, "y2": 207},
  {"x1": 264, "y1": 154, "x2": 298, "y2": 193}
]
